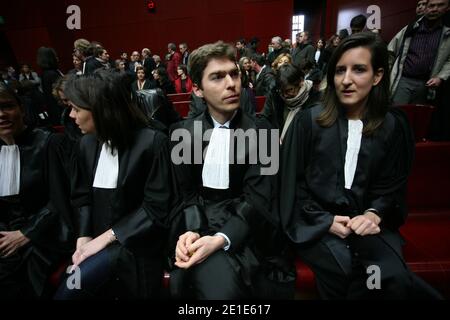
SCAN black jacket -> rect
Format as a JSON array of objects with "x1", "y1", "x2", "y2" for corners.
[{"x1": 254, "y1": 67, "x2": 276, "y2": 97}]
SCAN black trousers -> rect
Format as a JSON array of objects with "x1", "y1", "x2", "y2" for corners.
[
  {"x1": 170, "y1": 250, "x2": 250, "y2": 300},
  {"x1": 296, "y1": 230, "x2": 442, "y2": 299}
]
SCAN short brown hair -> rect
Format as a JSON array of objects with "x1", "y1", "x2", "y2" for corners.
[{"x1": 187, "y1": 41, "x2": 236, "y2": 88}]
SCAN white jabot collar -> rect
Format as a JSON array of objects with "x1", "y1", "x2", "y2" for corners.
[
  {"x1": 93, "y1": 143, "x2": 119, "y2": 189},
  {"x1": 202, "y1": 116, "x2": 232, "y2": 189},
  {"x1": 344, "y1": 119, "x2": 363, "y2": 189},
  {"x1": 0, "y1": 145, "x2": 21, "y2": 197}
]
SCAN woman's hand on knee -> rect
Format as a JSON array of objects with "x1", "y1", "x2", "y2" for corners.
[{"x1": 71, "y1": 232, "x2": 111, "y2": 270}]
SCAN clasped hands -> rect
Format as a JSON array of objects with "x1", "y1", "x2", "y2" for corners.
[
  {"x1": 174, "y1": 231, "x2": 225, "y2": 269},
  {"x1": 329, "y1": 211, "x2": 381, "y2": 239}
]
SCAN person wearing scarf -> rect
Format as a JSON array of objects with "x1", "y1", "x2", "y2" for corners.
[{"x1": 261, "y1": 63, "x2": 320, "y2": 143}]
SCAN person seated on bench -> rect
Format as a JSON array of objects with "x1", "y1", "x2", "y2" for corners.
[
  {"x1": 280, "y1": 32, "x2": 442, "y2": 299},
  {"x1": 54, "y1": 70, "x2": 174, "y2": 299},
  {"x1": 0, "y1": 83, "x2": 61, "y2": 299},
  {"x1": 169, "y1": 41, "x2": 291, "y2": 299}
]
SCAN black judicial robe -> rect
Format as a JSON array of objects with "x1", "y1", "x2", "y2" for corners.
[
  {"x1": 0, "y1": 127, "x2": 59, "y2": 298},
  {"x1": 280, "y1": 105, "x2": 414, "y2": 254},
  {"x1": 169, "y1": 109, "x2": 284, "y2": 292},
  {"x1": 44, "y1": 107, "x2": 83, "y2": 256},
  {"x1": 71, "y1": 128, "x2": 173, "y2": 298}
]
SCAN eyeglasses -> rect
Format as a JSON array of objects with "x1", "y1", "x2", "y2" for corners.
[{"x1": 278, "y1": 85, "x2": 301, "y2": 98}]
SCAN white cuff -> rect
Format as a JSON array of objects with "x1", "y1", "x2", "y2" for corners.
[{"x1": 214, "y1": 232, "x2": 231, "y2": 251}]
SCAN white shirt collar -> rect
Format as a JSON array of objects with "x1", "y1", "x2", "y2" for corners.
[
  {"x1": 256, "y1": 65, "x2": 266, "y2": 80},
  {"x1": 210, "y1": 110, "x2": 237, "y2": 129}
]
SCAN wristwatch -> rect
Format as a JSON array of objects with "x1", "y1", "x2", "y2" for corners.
[{"x1": 110, "y1": 229, "x2": 117, "y2": 243}]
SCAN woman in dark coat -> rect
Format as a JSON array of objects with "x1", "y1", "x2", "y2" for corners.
[
  {"x1": 152, "y1": 67, "x2": 175, "y2": 95},
  {"x1": 280, "y1": 32, "x2": 441, "y2": 299},
  {"x1": 36, "y1": 47, "x2": 63, "y2": 126},
  {"x1": 54, "y1": 70, "x2": 174, "y2": 299},
  {"x1": 262, "y1": 63, "x2": 319, "y2": 144}
]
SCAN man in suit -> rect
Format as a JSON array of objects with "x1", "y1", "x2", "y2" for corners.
[
  {"x1": 141, "y1": 48, "x2": 156, "y2": 79},
  {"x1": 251, "y1": 53, "x2": 276, "y2": 96}
]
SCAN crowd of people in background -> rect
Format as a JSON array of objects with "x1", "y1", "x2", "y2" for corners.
[
  {"x1": 2, "y1": 0, "x2": 449, "y2": 139},
  {"x1": 0, "y1": 0, "x2": 449, "y2": 300}
]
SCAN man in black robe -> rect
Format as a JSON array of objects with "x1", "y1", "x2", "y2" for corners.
[{"x1": 169, "y1": 41, "x2": 293, "y2": 299}]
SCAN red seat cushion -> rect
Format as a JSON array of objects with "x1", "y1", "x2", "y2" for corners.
[
  {"x1": 172, "y1": 101, "x2": 190, "y2": 118},
  {"x1": 407, "y1": 142, "x2": 450, "y2": 210},
  {"x1": 255, "y1": 96, "x2": 266, "y2": 113},
  {"x1": 167, "y1": 93, "x2": 191, "y2": 103}
]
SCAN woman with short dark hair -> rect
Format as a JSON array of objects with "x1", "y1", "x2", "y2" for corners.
[
  {"x1": 54, "y1": 70, "x2": 174, "y2": 299},
  {"x1": 174, "y1": 64, "x2": 193, "y2": 93},
  {"x1": 152, "y1": 67, "x2": 175, "y2": 95}
]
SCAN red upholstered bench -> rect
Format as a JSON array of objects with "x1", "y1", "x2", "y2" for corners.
[
  {"x1": 402, "y1": 141, "x2": 450, "y2": 297},
  {"x1": 173, "y1": 101, "x2": 190, "y2": 118},
  {"x1": 255, "y1": 96, "x2": 266, "y2": 113},
  {"x1": 396, "y1": 104, "x2": 435, "y2": 142},
  {"x1": 167, "y1": 93, "x2": 191, "y2": 103},
  {"x1": 52, "y1": 125, "x2": 65, "y2": 133}
]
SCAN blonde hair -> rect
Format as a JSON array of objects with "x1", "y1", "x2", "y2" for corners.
[{"x1": 271, "y1": 53, "x2": 292, "y2": 71}]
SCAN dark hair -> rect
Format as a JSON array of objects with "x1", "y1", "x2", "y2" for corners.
[
  {"x1": 64, "y1": 70, "x2": 148, "y2": 151},
  {"x1": 20, "y1": 63, "x2": 31, "y2": 70},
  {"x1": 250, "y1": 53, "x2": 266, "y2": 67},
  {"x1": 188, "y1": 41, "x2": 236, "y2": 88},
  {"x1": 350, "y1": 14, "x2": 367, "y2": 30},
  {"x1": 36, "y1": 47, "x2": 59, "y2": 70},
  {"x1": 0, "y1": 82, "x2": 22, "y2": 107},
  {"x1": 276, "y1": 64, "x2": 304, "y2": 90},
  {"x1": 154, "y1": 67, "x2": 171, "y2": 84},
  {"x1": 338, "y1": 29, "x2": 350, "y2": 40},
  {"x1": 177, "y1": 64, "x2": 188, "y2": 75},
  {"x1": 93, "y1": 46, "x2": 106, "y2": 58},
  {"x1": 317, "y1": 32, "x2": 390, "y2": 135}
]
